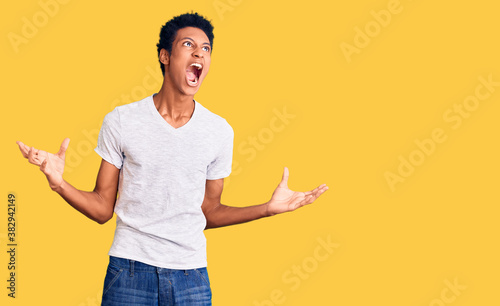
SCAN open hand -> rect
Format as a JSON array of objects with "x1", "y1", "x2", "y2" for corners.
[
  {"x1": 16, "y1": 138, "x2": 70, "y2": 190},
  {"x1": 266, "y1": 167, "x2": 329, "y2": 216}
]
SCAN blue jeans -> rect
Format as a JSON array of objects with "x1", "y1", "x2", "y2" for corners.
[{"x1": 101, "y1": 256, "x2": 212, "y2": 305}]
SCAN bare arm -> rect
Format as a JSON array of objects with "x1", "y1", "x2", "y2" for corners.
[
  {"x1": 16, "y1": 139, "x2": 119, "y2": 224},
  {"x1": 202, "y1": 167, "x2": 329, "y2": 229},
  {"x1": 202, "y1": 178, "x2": 268, "y2": 229},
  {"x1": 54, "y1": 159, "x2": 119, "y2": 224}
]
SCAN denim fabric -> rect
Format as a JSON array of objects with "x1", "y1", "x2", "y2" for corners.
[{"x1": 101, "y1": 256, "x2": 212, "y2": 305}]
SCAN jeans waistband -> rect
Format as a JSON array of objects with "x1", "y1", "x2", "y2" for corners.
[
  {"x1": 108, "y1": 256, "x2": 207, "y2": 275},
  {"x1": 109, "y1": 256, "x2": 159, "y2": 273}
]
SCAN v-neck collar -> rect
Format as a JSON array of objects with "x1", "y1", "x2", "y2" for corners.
[{"x1": 148, "y1": 93, "x2": 198, "y2": 132}]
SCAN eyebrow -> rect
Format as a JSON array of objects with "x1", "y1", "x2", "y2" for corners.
[{"x1": 180, "y1": 37, "x2": 211, "y2": 46}]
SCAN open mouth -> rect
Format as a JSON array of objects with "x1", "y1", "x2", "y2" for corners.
[{"x1": 186, "y1": 62, "x2": 203, "y2": 86}]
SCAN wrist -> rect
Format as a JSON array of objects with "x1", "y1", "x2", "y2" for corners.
[
  {"x1": 265, "y1": 201, "x2": 275, "y2": 217},
  {"x1": 51, "y1": 179, "x2": 65, "y2": 193}
]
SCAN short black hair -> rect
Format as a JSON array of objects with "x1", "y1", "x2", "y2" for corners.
[{"x1": 156, "y1": 12, "x2": 214, "y2": 76}]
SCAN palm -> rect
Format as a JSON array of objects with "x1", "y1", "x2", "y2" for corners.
[
  {"x1": 16, "y1": 138, "x2": 70, "y2": 190},
  {"x1": 267, "y1": 167, "x2": 329, "y2": 216}
]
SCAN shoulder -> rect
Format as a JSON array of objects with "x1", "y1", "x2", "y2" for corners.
[
  {"x1": 104, "y1": 96, "x2": 151, "y2": 122},
  {"x1": 195, "y1": 101, "x2": 233, "y2": 137},
  {"x1": 114, "y1": 96, "x2": 150, "y2": 115}
]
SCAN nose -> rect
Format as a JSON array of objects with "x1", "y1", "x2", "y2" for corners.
[{"x1": 193, "y1": 47, "x2": 203, "y2": 58}]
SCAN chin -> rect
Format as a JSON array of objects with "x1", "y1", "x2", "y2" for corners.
[{"x1": 181, "y1": 84, "x2": 201, "y2": 97}]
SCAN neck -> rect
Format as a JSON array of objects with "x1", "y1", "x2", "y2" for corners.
[{"x1": 153, "y1": 77, "x2": 195, "y2": 120}]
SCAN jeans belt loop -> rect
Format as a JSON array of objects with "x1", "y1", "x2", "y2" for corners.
[{"x1": 130, "y1": 260, "x2": 135, "y2": 277}]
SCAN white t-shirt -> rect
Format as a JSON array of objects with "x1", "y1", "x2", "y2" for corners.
[{"x1": 94, "y1": 93, "x2": 233, "y2": 269}]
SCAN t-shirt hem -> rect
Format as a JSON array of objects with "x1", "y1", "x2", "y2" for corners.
[
  {"x1": 94, "y1": 148, "x2": 122, "y2": 169},
  {"x1": 206, "y1": 171, "x2": 231, "y2": 180},
  {"x1": 108, "y1": 250, "x2": 208, "y2": 270}
]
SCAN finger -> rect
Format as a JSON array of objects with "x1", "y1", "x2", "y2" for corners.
[
  {"x1": 293, "y1": 195, "x2": 312, "y2": 210},
  {"x1": 309, "y1": 186, "x2": 328, "y2": 200},
  {"x1": 28, "y1": 147, "x2": 38, "y2": 165},
  {"x1": 40, "y1": 158, "x2": 48, "y2": 173},
  {"x1": 303, "y1": 193, "x2": 316, "y2": 205},
  {"x1": 18, "y1": 141, "x2": 32, "y2": 158},
  {"x1": 30, "y1": 147, "x2": 42, "y2": 166},
  {"x1": 302, "y1": 187, "x2": 327, "y2": 206},
  {"x1": 278, "y1": 166, "x2": 289, "y2": 188},
  {"x1": 57, "y1": 138, "x2": 70, "y2": 158},
  {"x1": 305, "y1": 184, "x2": 329, "y2": 196},
  {"x1": 318, "y1": 185, "x2": 329, "y2": 196},
  {"x1": 16, "y1": 141, "x2": 30, "y2": 158},
  {"x1": 293, "y1": 186, "x2": 329, "y2": 210},
  {"x1": 312, "y1": 186, "x2": 329, "y2": 200},
  {"x1": 315, "y1": 184, "x2": 329, "y2": 195}
]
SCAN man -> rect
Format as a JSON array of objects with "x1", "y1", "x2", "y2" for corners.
[{"x1": 16, "y1": 12, "x2": 328, "y2": 306}]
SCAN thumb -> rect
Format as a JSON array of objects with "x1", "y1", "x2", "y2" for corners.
[
  {"x1": 278, "y1": 166, "x2": 289, "y2": 188},
  {"x1": 57, "y1": 138, "x2": 70, "y2": 158}
]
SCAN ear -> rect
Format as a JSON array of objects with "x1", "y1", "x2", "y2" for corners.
[{"x1": 159, "y1": 48, "x2": 170, "y2": 66}]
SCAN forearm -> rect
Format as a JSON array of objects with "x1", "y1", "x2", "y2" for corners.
[
  {"x1": 205, "y1": 202, "x2": 270, "y2": 229},
  {"x1": 52, "y1": 180, "x2": 112, "y2": 224}
]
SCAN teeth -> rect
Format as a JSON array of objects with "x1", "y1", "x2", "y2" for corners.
[{"x1": 190, "y1": 63, "x2": 202, "y2": 70}]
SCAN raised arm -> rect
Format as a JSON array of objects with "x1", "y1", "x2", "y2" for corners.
[
  {"x1": 202, "y1": 167, "x2": 329, "y2": 229},
  {"x1": 16, "y1": 139, "x2": 119, "y2": 224}
]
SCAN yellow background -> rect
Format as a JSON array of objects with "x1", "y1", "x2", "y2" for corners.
[{"x1": 1, "y1": 0, "x2": 499, "y2": 305}]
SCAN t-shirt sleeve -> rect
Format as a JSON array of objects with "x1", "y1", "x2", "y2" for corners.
[
  {"x1": 206, "y1": 124, "x2": 234, "y2": 180},
  {"x1": 94, "y1": 108, "x2": 123, "y2": 169}
]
